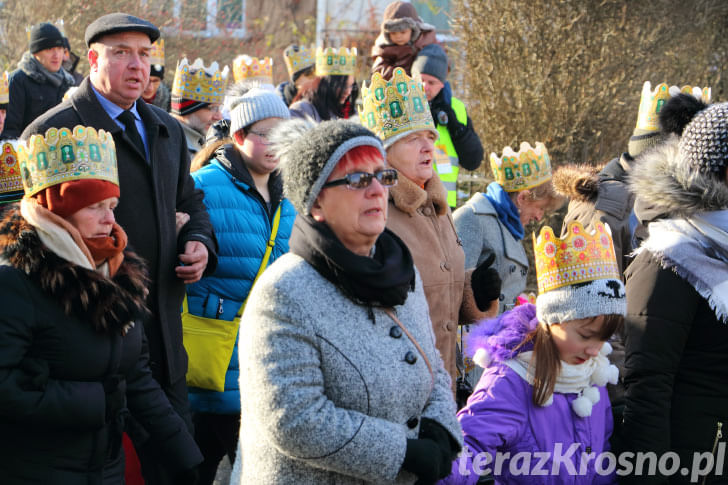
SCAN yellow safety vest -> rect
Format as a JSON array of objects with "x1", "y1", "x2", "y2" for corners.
[{"x1": 433, "y1": 97, "x2": 468, "y2": 208}]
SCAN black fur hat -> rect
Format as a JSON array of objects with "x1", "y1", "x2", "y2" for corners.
[
  {"x1": 659, "y1": 93, "x2": 709, "y2": 137},
  {"x1": 269, "y1": 119, "x2": 385, "y2": 215}
]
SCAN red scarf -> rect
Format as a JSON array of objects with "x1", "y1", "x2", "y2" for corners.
[{"x1": 82, "y1": 223, "x2": 127, "y2": 277}]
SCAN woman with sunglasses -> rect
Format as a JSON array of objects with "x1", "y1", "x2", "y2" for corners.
[
  {"x1": 184, "y1": 88, "x2": 296, "y2": 485},
  {"x1": 359, "y1": 68, "x2": 502, "y2": 393},
  {"x1": 229, "y1": 118, "x2": 463, "y2": 485}
]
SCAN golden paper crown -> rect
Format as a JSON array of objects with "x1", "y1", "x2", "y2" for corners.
[
  {"x1": 534, "y1": 221, "x2": 620, "y2": 294},
  {"x1": 359, "y1": 67, "x2": 436, "y2": 145},
  {"x1": 0, "y1": 141, "x2": 24, "y2": 203},
  {"x1": 315, "y1": 47, "x2": 357, "y2": 76},
  {"x1": 0, "y1": 71, "x2": 8, "y2": 105},
  {"x1": 17, "y1": 126, "x2": 118, "y2": 197},
  {"x1": 149, "y1": 39, "x2": 165, "y2": 67},
  {"x1": 172, "y1": 58, "x2": 230, "y2": 104},
  {"x1": 283, "y1": 44, "x2": 315, "y2": 78},
  {"x1": 635, "y1": 81, "x2": 712, "y2": 132},
  {"x1": 490, "y1": 142, "x2": 552, "y2": 192},
  {"x1": 233, "y1": 55, "x2": 273, "y2": 84}
]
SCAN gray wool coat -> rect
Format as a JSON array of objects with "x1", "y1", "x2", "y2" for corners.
[
  {"x1": 236, "y1": 252, "x2": 463, "y2": 484},
  {"x1": 453, "y1": 193, "x2": 529, "y2": 314}
]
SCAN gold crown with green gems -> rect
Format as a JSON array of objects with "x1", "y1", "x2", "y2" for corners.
[
  {"x1": 358, "y1": 67, "x2": 435, "y2": 145},
  {"x1": 172, "y1": 58, "x2": 230, "y2": 104},
  {"x1": 490, "y1": 141, "x2": 552, "y2": 192},
  {"x1": 315, "y1": 46, "x2": 357, "y2": 76},
  {"x1": 17, "y1": 125, "x2": 118, "y2": 197},
  {"x1": 635, "y1": 81, "x2": 712, "y2": 132}
]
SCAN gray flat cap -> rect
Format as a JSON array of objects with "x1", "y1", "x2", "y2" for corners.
[{"x1": 85, "y1": 13, "x2": 160, "y2": 46}]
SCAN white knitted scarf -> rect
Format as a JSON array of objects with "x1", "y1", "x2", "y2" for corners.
[{"x1": 504, "y1": 342, "x2": 619, "y2": 417}]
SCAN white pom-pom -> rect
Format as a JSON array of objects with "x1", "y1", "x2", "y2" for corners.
[
  {"x1": 472, "y1": 348, "x2": 491, "y2": 369},
  {"x1": 571, "y1": 395, "x2": 593, "y2": 417},
  {"x1": 600, "y1": 341, "x2": 613, "y2": 356},
  {"x1": 591, "y1": 364, "x2": 610, "y2": 387},
  {"x1": 542, "y1": 394, "x2": 554, "y2": 407},
  {"x1": 607, "y1": 364, "x2": 619, "y2": 385},
  {"x1": 582, "y1": 386, "x2": 601, "y2": 404}
]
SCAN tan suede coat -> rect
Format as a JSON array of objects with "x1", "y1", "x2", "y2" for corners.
[{"x1": 387, "y1": 174, "x2": 486, "y2": 382}]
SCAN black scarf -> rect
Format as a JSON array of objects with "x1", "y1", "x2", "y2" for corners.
[{"x1": 290, "y1": 215, "x2": 415, "y2": 308}]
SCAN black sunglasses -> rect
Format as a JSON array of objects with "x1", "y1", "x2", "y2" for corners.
[{"x1": 323, "y1": 169, "x2": 398, "y2": 190}]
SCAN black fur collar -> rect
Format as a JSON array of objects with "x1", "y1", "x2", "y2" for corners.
[{"x1": 0, "y1": 207, "x2": 149, "y2": 335}]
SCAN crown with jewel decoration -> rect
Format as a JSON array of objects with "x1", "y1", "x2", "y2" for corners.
[
  {"x1": 149, "y1": 39, "x2": 165, "y2": 67},
  {"x1": 359, "y1": 67, "x2": 437, "y2": 147},
  {"x1": 0, "y1": 71, "x2": 8, "y2": 105},
  {"x1": 17, "y1": 126, "x2": 118, "y2": 197},
  {"x1": 635, "y1": 81, "x2": 712, "y2": 132},
  {"x1": 315, "y1": 46, "x2": 357, "y2": 76},
  {"x1": 233, "y1": 55, "x2": 273, "y2": 84},
  {"x1": 283, "y1": 44, "x2": 315, "y2": 78},
  {"x1": 490, "y1": 141, "x2": 552, "y2": 192},
  {"x1": 0, "y1": 141, "x2": 24, "y2": 204},
  {"x1": 534, "y1": 221, "x2": 620, "y2": 294},
  {"x1": 172, "y1": 58, "x2": 230, "y2": 104}
]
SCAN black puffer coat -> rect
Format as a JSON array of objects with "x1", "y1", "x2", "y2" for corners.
[
  {"x1": 0, "y1": 207, "x2": 202, "y2": 484},
  {"x1": 619, "y1": 137, "x2": 728, "y2": 484},
  {"x1": 1, "y1": 52, "x2": 75, "y2": 139}
]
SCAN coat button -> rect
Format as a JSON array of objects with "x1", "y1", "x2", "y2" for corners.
[
  {"x1": 499, "y1": 293, "x2": 505, "y2": 301},
  {"x1": 405, "y1": 351, "x2": 417, "y2": 365},
  {"x1": 423, "y1": 207, "x2": 432, "y2": 216},
  {"x1": 407, "y1": 417, "x2": 419, "y2": 429},
  {"x1": 389, "y1": 326, "x2": 402, "y2": 338},
  {"x1": 510, "y1": 265, "x2": 516, "y2": 273}
]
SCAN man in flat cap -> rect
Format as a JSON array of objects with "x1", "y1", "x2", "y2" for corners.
[
  {"x1": 1, "y1": 22, "x2": 75, "y2": 139},
  {"x1": 22, "y1": 12, "x2": 217, "y2": 484}
]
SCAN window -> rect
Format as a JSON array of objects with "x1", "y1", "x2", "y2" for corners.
[{"x1": 160, "y1": 0, "x2": 246, "y2": 38}]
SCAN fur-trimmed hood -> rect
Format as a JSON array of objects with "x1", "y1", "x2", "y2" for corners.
[
  {"x1": 18, "y1": 51, "x2": 75, "y2": 86},
  {"x1": 0, "y1": 206, "x2": 149, "y2": 335},
  {"x1": 466, "y1": 303, "x2": 537, "y2": 366},
  {"x1": 552, "y1": 163, "x2": 601, "y2": 203},
  {"x1": 630, "y1": 135, "x2": 728, "y2": 219},
  {"x1": 388, "y1": 169, "x2": 449, "y2": 216}
]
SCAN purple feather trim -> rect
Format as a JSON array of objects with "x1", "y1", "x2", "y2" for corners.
[{"x1": 466, "y1": 303, "x2": 538, "y2": 363}]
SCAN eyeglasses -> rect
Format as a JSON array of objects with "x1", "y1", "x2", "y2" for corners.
[
  {"x1": 205, "y1": 105, "x2": 223, "y2": 114},
  {"x1": 322, "y1": 169, "x2": 398, "y2": 190}
]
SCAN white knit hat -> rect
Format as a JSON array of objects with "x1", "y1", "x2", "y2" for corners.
[{"x1": 229, "y1": 88, "x2": 290, "y2": 135}]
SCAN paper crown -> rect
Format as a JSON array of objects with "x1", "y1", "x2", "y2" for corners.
[
  {"x1": 359, "y1": 67, "x2": 435, "y2": 145},
  {"x1": 534, "y1": 221, "x2": 620, "y2": 294},
  {"x1": 0, "y1": 71, "x2": 8, "y2": 105},
  {"x1": 635, "y1": 81, "x2": 712, "y2": 132},
  {"x1": 233, "y1": 55, "x2": 273, "y2": 84},
  {"x1": 490, "y1": 142, "x2": 552, "y2": 192},
  {"x1": 0, "y1": 141, "x2": 24, "y2": 204},
  {"x1": 149, "y1": 39, "x2": 165, "y2": 67},
  {"x1": 315, "y1": 46, "x2": 357, "y2": 76},
  {"x1": 171, "y1": 58, "x2": 230, "y2": 104},
  {"x1": 17, "y1": 126, "x2": 119, "y2": 197},
  {"x1": 283, "y1": 44, "x2": 315, "y2": 78}
]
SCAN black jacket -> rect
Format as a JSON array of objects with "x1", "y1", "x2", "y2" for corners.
[
  {"x1": 1, "y1": 52, "x2": 75, "y2": 139},
  {"x1": 22, "y1": 78, "x2": 218, "y2": 388},
  {"x1": 619, "y1": 137, "x2": 728, "y2": 484},
  {"x1": 0, "y1": 210, "x2": 202, "y2": 484}
]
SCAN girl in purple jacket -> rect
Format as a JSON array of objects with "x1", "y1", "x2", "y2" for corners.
[{"x1": 441, "y1": 221, "x2": 625, "y2": 485}]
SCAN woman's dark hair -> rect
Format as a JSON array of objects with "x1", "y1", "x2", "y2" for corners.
[
  {"x1": 295, "y1": 75, "x2": 358, "y2": 121},
  {"x1": 517, "y1": 313, "x2": 624, "y2": 406}
]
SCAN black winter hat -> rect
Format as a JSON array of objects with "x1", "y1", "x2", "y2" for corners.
[
  {"x1": 85, "y1": 13, "x2": 160, "y2": 47},
  {"x1": 411, "y1": 44, "x2": 449, "y2": 84},
  {"x1": 270, "y1": 119, "x2": 385, "y2": 215},
  {"x1": 29, "y1": 23, "x2": 65, "y2": 54}
]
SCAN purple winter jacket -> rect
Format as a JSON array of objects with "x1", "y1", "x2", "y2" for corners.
[{"x1": 440, "y1": 304, "x2": 616, "y2": 485}]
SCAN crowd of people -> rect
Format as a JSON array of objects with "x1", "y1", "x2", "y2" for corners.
[{"x1": 0, "y1": 2, "x2": 726, "y2": 485}]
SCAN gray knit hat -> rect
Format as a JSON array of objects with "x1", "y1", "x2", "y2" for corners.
[
  {"x1": 678, "y1": 102, "x2": 728, "y2": 176},
  {"x1": 411, "y1": 44, "x2": 448, "y2": 84},
  {"x1": 270, "y1": 119, "x2": 386, "y2": 214},
  {"x1": 229, "y1": 88, "x2": 290, "y2": 135}
]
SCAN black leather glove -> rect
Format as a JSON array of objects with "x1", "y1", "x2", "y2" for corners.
[
  {"x1": 18, "y1": 357, "x2": 50, "y2": 391},
  {"x1": 402, "y1": 437, "x2": 453, "y2": 483},
  {"x1": 419, "y1": 417, "x2": 461, "y2": 460},
  {"x1": 175, "y1": 466, "x2": 199, "y2": 485},
  {"x1": 471, "y1": 253, "x2": 502, "y2": 311}
]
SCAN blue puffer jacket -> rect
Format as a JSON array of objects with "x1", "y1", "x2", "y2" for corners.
[{"x1": 186, "y1": 144, "x2": 296, "y2": 414}]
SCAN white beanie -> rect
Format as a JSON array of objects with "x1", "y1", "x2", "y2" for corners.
[{"x1": 229, "y1": 88, "x2": 290, "y2": 135}]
